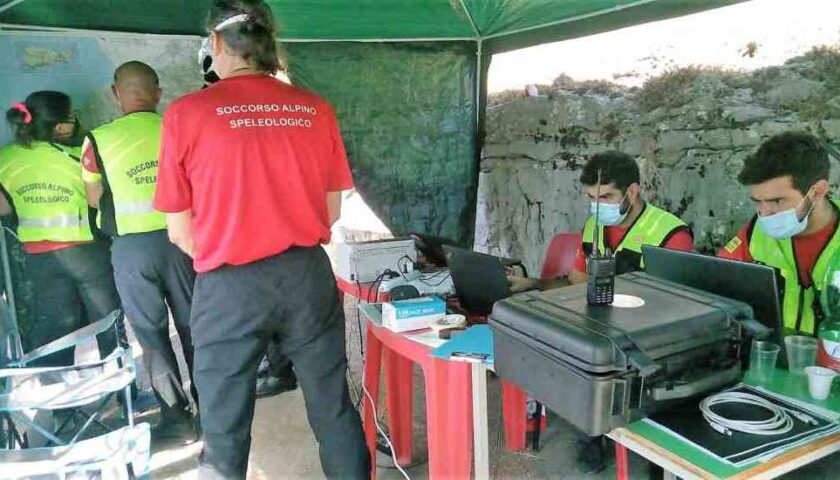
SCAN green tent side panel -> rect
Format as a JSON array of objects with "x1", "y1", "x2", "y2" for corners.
[{"x1": 286, "y1": 42, "x2": 478, "y2": 244}]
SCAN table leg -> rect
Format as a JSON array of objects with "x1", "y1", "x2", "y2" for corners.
[
  {"x1": 424, "y1": 357, "x2": 473, "y2": 479},
  {"x1": 616, "y1": 442, "x2": 630, "y2": 480},
  {"x1": 362, "y1": 327, "x2": 383, "y2": 480},
  {"x1": 472, "y1": 363, "x2": 490, "y2": 480},
  {"x1": 384, "y1": 349, "x2": 414, "y2": 465},
  {"x1": 501, "y1": 381, "x2": 528, "y2": 451}
]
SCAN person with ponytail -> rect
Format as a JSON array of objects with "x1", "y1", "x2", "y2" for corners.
[
  {"x1": 153, "y1": 1, "x2": 368, "y2": 478},
  {"x1": 0, "y1": 91, "x2": 123, "y2": 366}
]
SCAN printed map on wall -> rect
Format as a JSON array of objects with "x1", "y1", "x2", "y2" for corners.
[{"x1": 0, "y1": 31, "x2": 203, "y2": 146}]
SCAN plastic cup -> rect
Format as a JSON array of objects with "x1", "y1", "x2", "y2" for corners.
[
  {"x1": 785, "y1": 335, "x2": 818, "y2": 374},
  {"x1": 805, "y1": 366, "x2": 838, "y2": 400},
  {"x1": 750, "y1": 340, "x2": 781, "y2": 384}
]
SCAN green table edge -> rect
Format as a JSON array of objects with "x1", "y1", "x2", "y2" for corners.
[{"x1": 625, "y1": 369, "x2": 840, "y2": 478}]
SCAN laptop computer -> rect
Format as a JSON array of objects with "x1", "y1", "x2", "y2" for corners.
[
  {"x1": 443, "y1": 246, "x2": 512, "y2": 315},
  {"x1": 642, "y1": 246, "x2": 782, "y2": 337}
]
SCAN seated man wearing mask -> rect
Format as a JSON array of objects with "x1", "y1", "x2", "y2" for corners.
[
  {"x1": 510, "y1": 150, "x2": 693, "y2": 292},
  {"x1": 508, "y1": 150, "x2": 693, "y2": 473},
  {"x1": 719, "y1": 131, "x2": 838, "y2": 336}
]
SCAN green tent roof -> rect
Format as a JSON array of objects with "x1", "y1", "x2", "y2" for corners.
[
  {"x1": 0, "y1": 0, "x2": 743, "y2": 52},
  {"x1": 0, "y1": 0, "x2": 746, "y2": 245}
]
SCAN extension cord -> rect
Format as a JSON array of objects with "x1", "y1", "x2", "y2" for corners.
[
  {"x1": 362, "y1": 374, "x2": 412, "y2": 480},
  {"x1": 700, "y1": 391, "x2": 817, "y2": 436}
]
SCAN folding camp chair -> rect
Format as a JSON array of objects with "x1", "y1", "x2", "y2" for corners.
[{"x1": 0, "y1": 310, "x2": 151, "y2": 479}]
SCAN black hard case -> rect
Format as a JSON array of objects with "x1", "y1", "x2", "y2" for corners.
[{"x1": 489, "y1": 273, "x2": 750, "y2": 436}]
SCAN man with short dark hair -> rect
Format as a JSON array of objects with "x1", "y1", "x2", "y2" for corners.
[
  {"x1": 719, "y1": 131, "x2": 838, "y2": 336},
  {"x1": 510, "y1": 150, "x2": 693, "y2": 292},
  {"x1": 508, "y1": 150, "x2": 693, "y2": 473}
]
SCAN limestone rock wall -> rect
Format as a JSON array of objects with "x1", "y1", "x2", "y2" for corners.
[{"x1": 476, "y1": 49, "x2": 840, "y2": 274}]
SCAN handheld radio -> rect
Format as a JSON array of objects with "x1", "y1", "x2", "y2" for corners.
[{"x1": 586, "y1": 170, "x2": 616, "y2": 306}]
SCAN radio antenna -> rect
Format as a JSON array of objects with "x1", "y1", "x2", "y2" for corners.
[{"x1": 592, "y1": 169, "x2": 602, "y2": 258}]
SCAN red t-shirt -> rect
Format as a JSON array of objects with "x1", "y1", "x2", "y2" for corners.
[
  {"x1": 81, "y1": 144, "x2": 99, "y2": 174},
  {"x1": 23, "y1": 241, "x2": 89, "y2": 255},
  {"x1": 718, "y1": 219, "x2": 838, "y2": 288},
  {"x1": 573, "y1": 226, "x2": 694, "y2": 273},
  {"x1": 153, "y1": 75, "x2": 354, "y2": 272}
]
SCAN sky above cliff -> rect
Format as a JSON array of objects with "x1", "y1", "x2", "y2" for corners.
[{"x1": 488, "y1": 0, "x2": 840, "y2": 92}]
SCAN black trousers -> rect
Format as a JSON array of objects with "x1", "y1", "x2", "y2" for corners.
[
  {"x1": 111, "y1": 231, "x2": 196, "y2": 417},
  {"x1": 25, "y1": 241, "x2": 123, "y2": 366},
  {"x1": 191, "y1": 246, "x2": 369, "y2": 480}
]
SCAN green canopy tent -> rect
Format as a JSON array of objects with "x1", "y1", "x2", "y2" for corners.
[{"x1": 0, "y1": 0, "x2": 743, "y2": 244}]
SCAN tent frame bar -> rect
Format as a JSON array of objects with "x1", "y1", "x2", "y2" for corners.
[
  {"x1": 0, "y1": 23, "x2": 201, "y2": 39},
  {"x1": 458, "y1": 0, "x2": 481, "y2": 38},
  {"x1": 455, "y1": 0, "x2": 483, "y2": 136},
  {"x1": 481, "y1": 0, "x2": 660, "y2": 41},
  {"x1": 0, "y1": 0, "x2": 28, "y2": 15},
  {"x1": 278, "y1": 36, "x2": 477, "y2": 43},
  {"x1": 0, "y1": 23, "x2": 478, "y2": 42}
]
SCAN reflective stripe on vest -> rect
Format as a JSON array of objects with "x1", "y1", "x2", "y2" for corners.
[
  {"x1": 748, "y1": 199, "x2": 840, "y2": 335},
  {"x1": 89, "y1": 112, "x2": 166, "y2": 236},
  {"x1": 113, "y1": 201, "x2": 156, "y2": 215},
  {"x1": 582, "y1": 203, "x2": 688, "y2": 269},
  {"x1": 18, "y1": 214, "x2": 86, "y2": 229},
  {"x1": 0, "y1": 142, "x2": 93, "y2": 243}
]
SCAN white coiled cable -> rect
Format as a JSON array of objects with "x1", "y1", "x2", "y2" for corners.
[{"x1": 700, "y1": 392, "x2": 817, "y2": 436}]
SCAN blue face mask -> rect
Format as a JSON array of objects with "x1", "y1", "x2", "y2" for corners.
[
  {"x1": 757, "y1": 198, "x2": 813, "y2": 240},
  {"x1": 590, "y1": 194, "x2": 629, "y2": 226}
]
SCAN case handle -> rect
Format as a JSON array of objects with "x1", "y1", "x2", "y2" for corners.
[
  {"x1": 626, "y1": 349, "x2": 662, "y2": 377},
  {"x1": 738, "y1": 318, "x2": 773, "y2": 340}
]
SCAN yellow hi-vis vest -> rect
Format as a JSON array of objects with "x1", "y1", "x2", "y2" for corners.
[
  {"x1": 582, "y1": 203, "x2": 689, "y2": 274},
  {"x1": 86, "y1": 112, "x2": 166, "y2": 236},
  {"x1": 0, "y1": 142, "x2": 93, "y2": 243},
  {"x1": 747, "y1": 199, "x2": 840, "y2": 335}
]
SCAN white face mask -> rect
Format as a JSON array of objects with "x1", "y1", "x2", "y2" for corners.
[
  {"x1": 757, "y1": 196, "x2": 814, "y2": 240},
  {"x1": 590, "y1": 192, "x2": 629, "y2": 226}
]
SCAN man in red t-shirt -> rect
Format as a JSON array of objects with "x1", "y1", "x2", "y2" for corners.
[
  {"x1": 509, "y1": 151, "x2": 693, "y2": 293},
  {"x1": 153, "y1": 3, "x2": 368, "y2": 479},
  {"x1": 718, "y1": 131, "x2": 838, "y2": 335}
]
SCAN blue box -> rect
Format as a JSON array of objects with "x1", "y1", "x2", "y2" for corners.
[{"x1": 381, "y1": 296, "x2": 446, "y2": 332}]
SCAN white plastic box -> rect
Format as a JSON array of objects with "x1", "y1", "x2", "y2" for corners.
[{"x1": 381, "y1": 296, "x2": 446, "y2": 333}]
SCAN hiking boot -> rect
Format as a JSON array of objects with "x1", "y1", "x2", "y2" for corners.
[
  {"x1": 151, "y1": 411, "x2": 199, "y2": 448},
  {"x1": 255, "y1": 370, "x2": 298, "y2": 399}
]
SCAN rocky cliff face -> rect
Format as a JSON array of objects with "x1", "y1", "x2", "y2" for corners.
[{"x1": 476, "y1": 48, "x2": 840, "y2": 273}]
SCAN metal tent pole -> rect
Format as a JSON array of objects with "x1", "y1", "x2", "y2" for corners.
[
  {"x1": 0, "y1": 221, "x2": 21, "y2": 361},
  {"x1": 0, "y1": 0, "x2": 29, "y2": 15}
]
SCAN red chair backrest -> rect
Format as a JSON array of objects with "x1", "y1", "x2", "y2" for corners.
[{"x1": 540, "y1": 233, "x2": 581, "y2": 280}]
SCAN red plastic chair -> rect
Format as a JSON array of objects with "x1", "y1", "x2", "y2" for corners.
[
  {"x1": 540, "y1": 233, "x2": 582, "y2": 280},
  {"x1": 502, "y1": 233, "x2": 581, "y2": 451}
]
